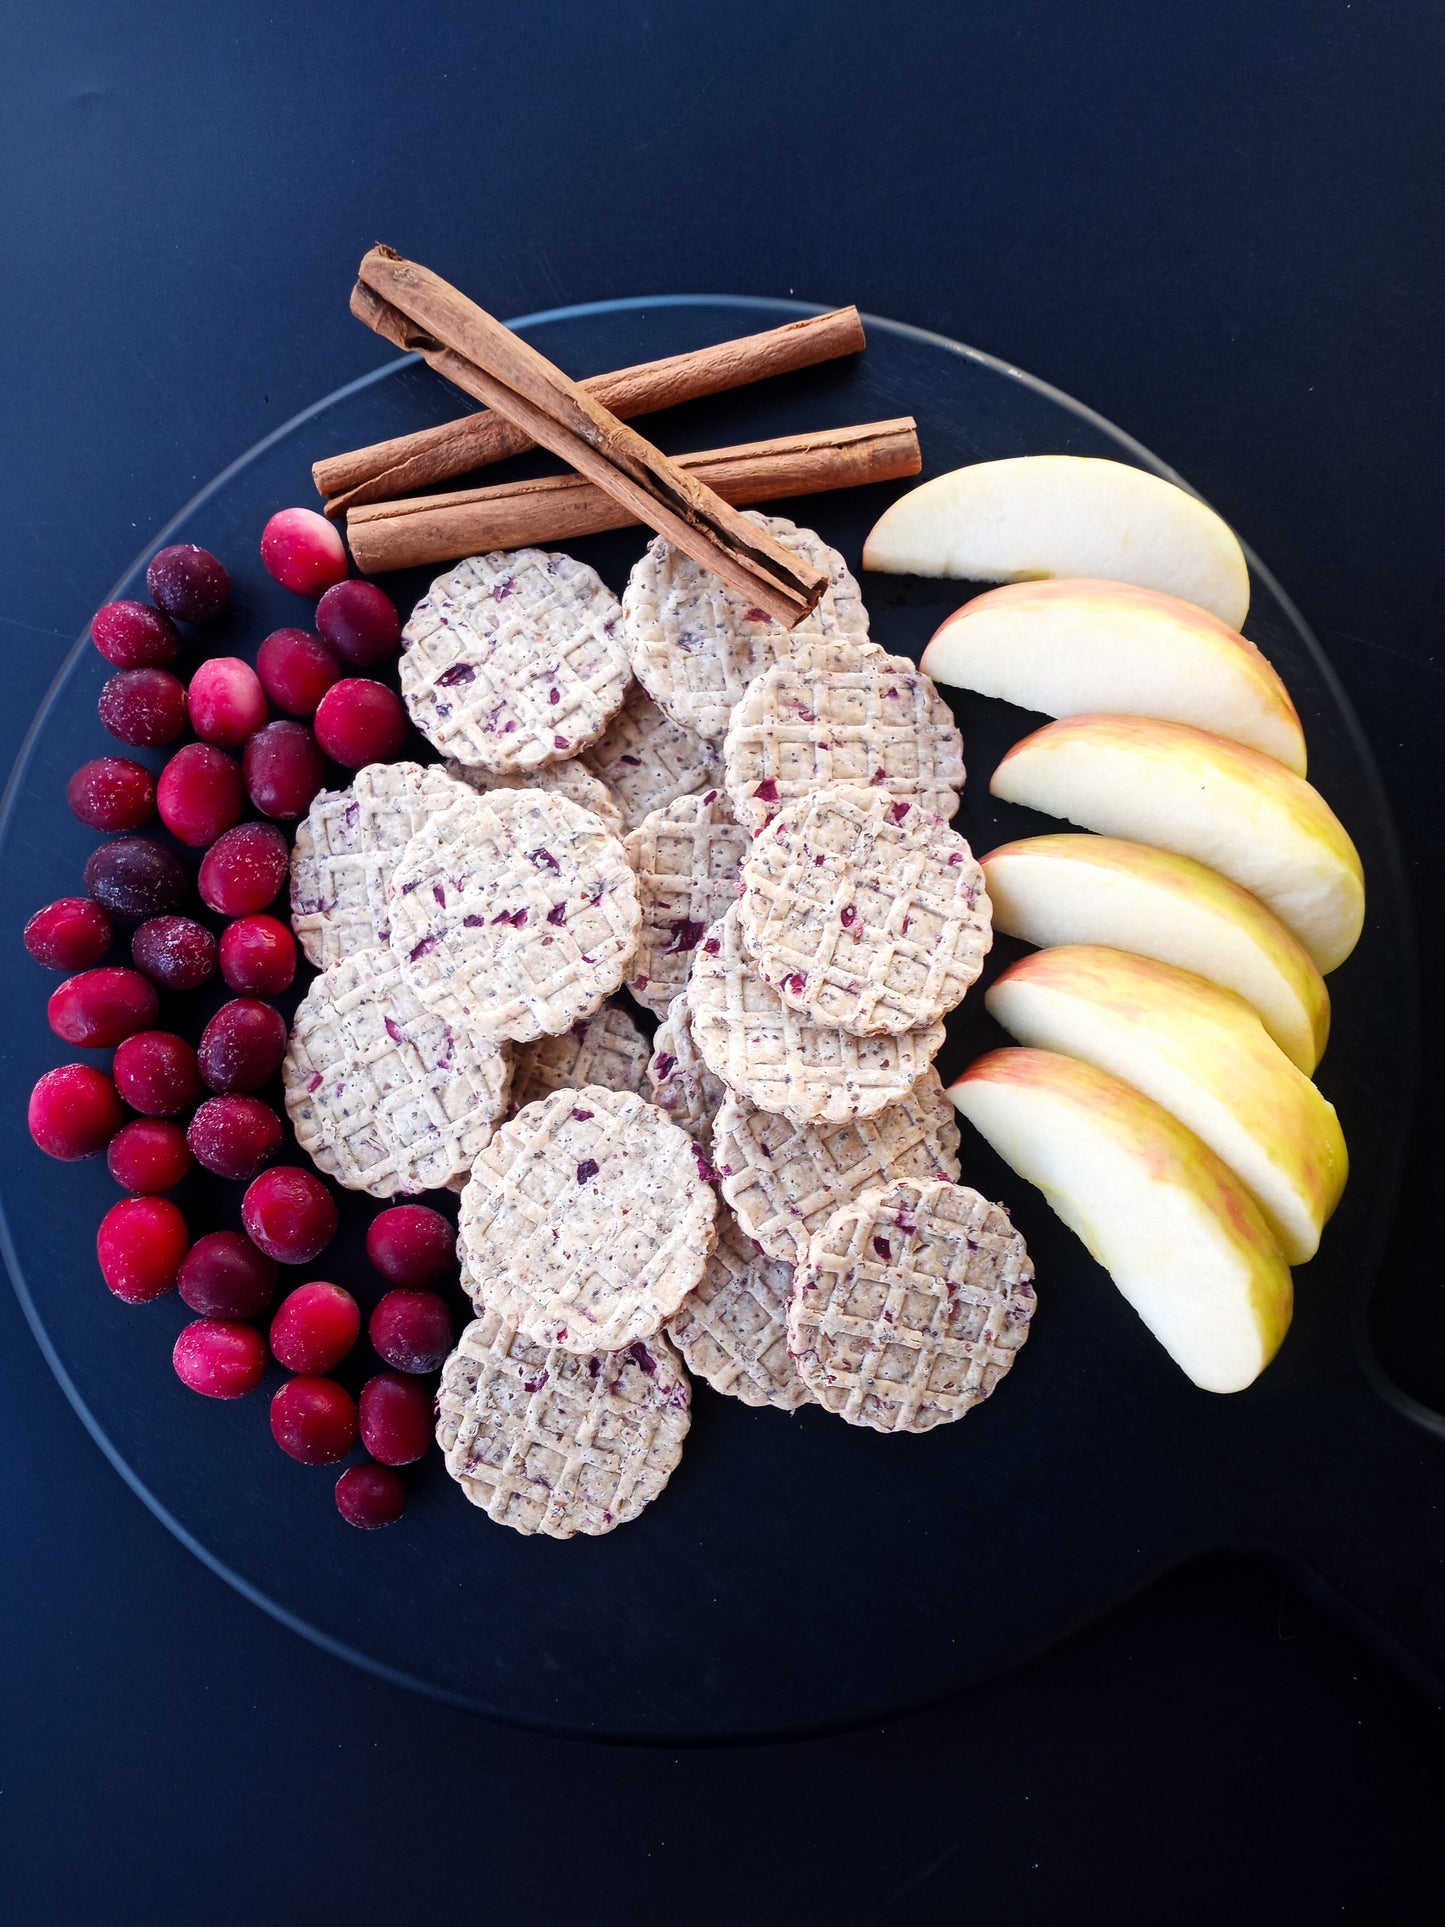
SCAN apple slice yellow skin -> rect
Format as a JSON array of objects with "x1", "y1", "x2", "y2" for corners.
[
  {"x1": 982, "y1": 834, "x2": 1330, "y2": 1074},
  {"x1": 921, "y1": 578, "x2": 1305, "y2": 774},
  {"x1": 861, "y1": 456, "x2": 1251, "y2": 630},
  {"x1": 990, "y1": 715, "x2": 1365, "y2": 973},
  {"x1": 949, "y1": 1048, "x2": 1293, "y2": 1394},
  {"x1": 984, "y1": 946, "x2": 1347, "y2": 1265}
]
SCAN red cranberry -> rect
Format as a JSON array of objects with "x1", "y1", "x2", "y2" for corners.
[
  {"x1": 261, "y1": 508, "x2": 348, "y2": 597},
  {"x1": 99, "y1": 667, "x2": 189, "y2": 748},
  {"x1": 219, "y1": 914, "x2": 296, "y2": 995},
  {"x1": 107, "y1": 1117, "x2": 192, "y2": 1193},
  {"x1": 197, "y1": 998, "x2": 287, "y2": 1093},
  {"x1": 198, "y1": 821, "x2": 289, "y2": 916},
  {"x1": 173, "y1": 1319, "x2": 267, "y2": 1398},
  {"x1": 85, "y1": 838, "x2": 190, "y2": 921},
  {"x1": 270, "y1": 1282, "x2": 361, "y2": 1373},
  {"x1": 244, "y1": 720, "x2": 326, "y2": 819},
  {"x1": 186, "y1": 1094, "x2": 283, "y2": 1180},
  {"x1": 270, "y1": 1375, "x2": 357, "y2": 1464},
  {"x1": 24, "y1": 897, "x2": 113, "y2": 971},
  {"x1": 131, "y1": 915, "x2": 217, "y2": 989},
  {"x1": 157, "y1": 742, "x2": 245, "y2": 846},
  {"x1": 366, "y1": 1205, "x2": 455, "y2": 1285},
  {"x1": 48, "y1": 966, "x2": 159, "y2": 1047},
  {"x1": 243, "y1": 1166, "x2": 338, "y2": 1265},
  {"x1": 147, "y1": 544, "x2": 230, "y2": 624},
  {"x1": 187, "y1": 656, "x2": 268, "y2": 748},
  {"x1": 177, "y1": 1230, "x2": 278, "y2": 1318},
  {"x1": 97, "y1": 1195, "x2": 189, "y2": 1302},
  {"x1": 113, "y1": 1030, "x2": 203, "y2": 1115},
  {"x1": 28, "y1": 1064, "x2": 124, "y2": 1159},
  {"x1": 369, "y1": 1289, "x2": 454, "y2": 1373},
  {"x1": 90, "y1": 600, "x2": 180, "y2": 669},
  {"x1": 359, "y1": 1372, "x2": 433, "y2": 1465},
  {"x1": 313, "y1": 679, "x2": 408, "y2": 768},
  {"x1": 316, "y1": 580, "x2": 401, "y2": 667},
  {"x1": 257, "y1": 628, "x2": 341, "y2": 717},
  {"x1": 335, "y1": 1463, "x2": 406, "y2": 1528},
  {"x1": 67, "y1": 757, "x2": 155, "y2": 832}
]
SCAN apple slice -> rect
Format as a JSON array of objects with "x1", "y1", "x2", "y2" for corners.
[
  {"x1": 984, "y1": 946, "x2": 1346, "y2": 1264},
  {"x1": 862, "y1": 456, "x2": 1250, "y2": 629},
  {"x1": 950, "y1": 1048, "x2": 1292, "y2": 1392},
  {"x1": 921, "y1": 579, "x2": 1305, "y2": 773},
  {"x1": 990, "y1": 715, "x2": 1364, "y2": 973}
]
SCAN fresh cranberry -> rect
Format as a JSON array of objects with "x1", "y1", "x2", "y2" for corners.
[
  {"x1": 112, "y1": 1030, "x2": 203, "y2": 1115},
  {"x1": 48, "y1": 966, "x2": 159, "y2": 1047},
  {"x1": 358, "y1": 1372, "x2": 433, "y2": 1466},
  {"x1": 107, "y1": 1117, "x2": 192, "y2": 1193},
  {"x1": 270, "y1": 1282, "x2": 361, "y2": 1374},
  {"x1": 243, "y1": 1166, "x2": 338, "y2": 1265},
  {"x1": 85, "y1": 838, "x2": 190, "y2": 922},
  {"x1": 219, "y1": 914, "x2": 296, "y2": 995},
  {"x1": 257, "y1": 628, "x2": 341, "y2": 717},
  {"x1": 196, "y1": 998, "x2": 287, "y2": 1093},
  {"x1": 270, "y1": 1375, "x2": 357, "y2": 1464},
  {"x1": 99, "y1": 667, "x2": 189, "y2": 748},
  {"x1": 197, "y1": 821, "x2": 289, "y2": 916},
  {"x1": 90, "y1": 600, "x2": 180, "y2": 669},
  {"x1": 28, "y1": 1064, "x2": 124, "y2": 1159},
  {"x1": 186, "y1": 656, "x2": 268, "y2": 748},
  {"x1": 186, "y1": 1094, "x2": 283, "y2": 1180},
  {"x1": 173, "y1": 1319, "x2": 267, "y2": 1398},
  {"x1": 369, "y1": 1289, "x2": 453, "y2": 1373},
  {"x1": 316, "y1": 580, "x2": 401, "y2": 667},
  {"x1": 156, "y1": 742, "x2": 245, "y2": 846},
  {"x1": 177, "y1": 1230, "x2": 279, "y2": 1318},
  {"x1": 147, "y1": 544, "x2": 230, "y2": 623},
  {"x1": 130, "y1": 914, "x2": 217, "y2": 989},
  {"x1": 97, "y1": 1195, "x2": 189, "y2": 1303},
  {"x1": 243, "y1": 720, "x2": 326, "y2": 819},
  {"x1": 313, "y1": 679, "x2": 408, "y2": 768},
  {"x1": 67, "y1": 757, "x2": 155, "y2": 832},
  {"x1": 335, "y1": 1463, "x2": 407, "y2": 1528},
  {"x1": 260, "y1": 508, "x2": 348, "y2": 597},
  {"x1": 24, "y1": 897, "x2": 113, "y2": 971},
  {"x1": 366, "y1": 1205, "x2": 455, "y2": 1285}
]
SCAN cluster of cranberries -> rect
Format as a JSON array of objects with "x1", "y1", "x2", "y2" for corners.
[{"x1": 23, "y1": 519, "x2": 450, "y2": 1529}]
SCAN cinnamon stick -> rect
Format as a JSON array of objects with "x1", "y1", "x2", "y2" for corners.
[
  {"x1": 314, "y1": 306, "x2": 866, "y2": 516},
  {"x1": 345, "y1": 419, "x2": 920, "y2": 574},
  {"x1": 352, "y1": 248, "x2": 828, "y2": 627}
]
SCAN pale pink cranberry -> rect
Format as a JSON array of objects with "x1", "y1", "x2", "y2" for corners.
[
  {"x1": 147, "y1": 544, "x2": 230, "y2": 623},
  {"x1": 156, "y1": 742, "x2": 245, "y2": 846},
  {"x1": 131, "y1": 915, "x2": 217, "y2": 989},
  {"x1": 48, "y1": 966, "x2": 159, "y2": 1047},
  {"x1": 243, "y1": 1166, "x2": 338, "y2": 1265},
  {"x1": 335, "y1": 1463, "x2": 406, "y2": 1528},
  {"x1": 270, "y1": 1375, "x2": 357, "y2": 1464},
  {"x1": 177, "y1": 1230, "x2": 278, "y2": 1318},
  {"x1": 257, "y1": 628, "x2": 342, "y2": 716},
  {"x1": 260, "y1": 508, "x2": 348, "y2": 596},
  {"x1": 366, "y1": 1205, "x2": 455, "y2": 1285},
  {"x1": 24, "y1": 897, "x2": 113, "y2": 971},
  {"x1": 369, "y1": 1289, "x2": 453, "y2": 1373},
  {"x1": 186, "y1": 1094, "x2": 283, "y2": 1180},
  {"x1": 198, "y1": 821, "x2": 289, "y2": 916},
  {"x1": 107, "y1": 1118, "x2": 192, "y2": 1193},
  {"x1": 28, "y1": 1064, "x2": 124, "y2": 1159},
  {"x1": 359, "y1": 1372, "x2": 433, "y2": 1465},
  {"x1": 97, "y1": 1195, "x2": 189, "y2": 1302},
  {"x1": 99, "y1": 667, "x2": 189, "y2": 747},
  {"x1": 270, "y1": 1282, "x2": 361, "y2": 1374},
  {"x1": 187, "y1": 657, "x2": 268, "y2": 747},
  {"x1": 85, "y1": 839, "x2": 190, "y2": 921},
  {"x1": 67, "y1": 757, "x2": 155, "y2": 832},
  {"x1": 112, "y1": 1031, "x2": 203, "y2": 1115},
  {"x1": 197, "y1": 998, "x2": 287, "y2": 1093},
  {"x1": 243, "y1": 720, "x2": 326, "y2": 819},
  {"x1": 316, "y1": 580, "x2": 401, "y2": 667},
  {"x1": 173, "y1": 1319, "x2": 267, "y2": 1399},
  {"x1": 313, "y1": 679, "x2": 408, "y2": 767},
  {"x1": 90, "y1": 600, "x2": 180, "y2": 668},
  {"x1": 219, "y1": 915, "x2": 296, "y2": 994}
]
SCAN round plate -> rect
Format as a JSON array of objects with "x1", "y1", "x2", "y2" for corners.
[{"x1": 0, "y1": 298, "x2": 1415, "y2": 1739}]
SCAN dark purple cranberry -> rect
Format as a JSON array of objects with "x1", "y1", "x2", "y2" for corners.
[
  {"x1": 89, "y1": 600, "x2": 180, "y2": 669},
  {"x1": 84, "y1": 838, "x2": 190, "y2": 921},
  {"x1": 130, "y1": 915, "x2": 217, "y2": 990},
  {"x1": 335, "y1": 1464, "x2": 406, "y2": 1528},
  {"x1": 197, "y1": 999, "x2": 288, "y2": 1094},
  {"x1": 146, "y1": 544, "x2": 230, "y2": 623},
  {"x1": 243, "y1": 721, "x2": 326, "y2": 819},
  {"x1": 315, "y1": 580, "x2": 401, "y2": 667},
  {"x1": 176, "y1": 1230, "x2": 279, "y2": 1318},
  {"x1": 99, "y1": 667, "x2": 189, "y2": 748}
]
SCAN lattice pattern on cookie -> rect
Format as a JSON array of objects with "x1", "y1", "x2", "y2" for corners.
[
  {"x1": 400, "y1": 549, "x2": 628, "y2": 772},
  {"x1": 458, "y1": 1085, "x2": 716, "y2": 1352},
  {"x1": 290, "y1": 761, "x2": 465, "y2": 970},
  {"x1": 789, "y1": 1178, "x2": 1035, "y2": 1434},
  {"x1": 647, "y1": 994, "x2": 727, "y2": 1143},
  {"x1": 581, "y1": 683, "x2": 724, "y2": 832},
  {"x1": 666, "y1": 1210, "x2": 812, "y2": 1412},
  {"x1": 508, "y1": 1001, "x2": 650, "y2": 1111},
  {"x1": 623, "y1": 789, "x2": 750, "y2": 1016},
  {"x1": 444, "y1": 755, "x2": 624, "y2": 839},
  {"x1": 686, "y1": 904, "x2": 944, "y2": 1126},
  {"x1": 436, "y1": 1310, "x2": 690, "y2": 1538},
  {"x1": 624, "y1": 512, "x2": 876, "y2": 741},
  {"x1": 283, "y1": 945, "x2": 510, "y2": 1198},
  {"x1": 387, "y1": 788, "x2": 640, "y2": 1045},
  {"x1": 738, "y1": 785, "x2": 992, "y2": 1037},
  {"x1": 723, "y1": 642, "x2": 965, "y2": 834},
  {"x1": 712, "y1": 1071, "x2": 961, "y2": 1262}
]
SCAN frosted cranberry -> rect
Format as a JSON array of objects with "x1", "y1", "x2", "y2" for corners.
[
  {"x1": 316, "y1": 580, "x2": 401, "y2": 667},
  {"x1": 177, "y1": 1230, "x2": 278, "y2": 1318},
  {"x1": 197, "y1": 998, "x2": 287, "y2": 1093},
  {"x1": 366, "y1": 1205, "x2": 455, "y2": 1285},
  {"x1": 90, "y1": 600, "x2": 180, "y2": 669},
  {"x1": 107, "y1": 1117, "x2": 192, "y2": 1193},
  {"x1": 243, "y1": 1166, "x2": 338, "y2": 1265},
  {"x1": 257, "y1": 628, "x2": 342, "y2": 717},
  {"x1": 187, "y1": 657, "x2": 268, "y2": 748},
  {"x1": 157, "y1": 742, "x2": 245, "y2": 846},
  {"x1": 244, "y1": 720, "x2": 326, "y2": 819},
  {"x1": 261, "y1": 508, "x2": 348, "y2": 596},
  {"x1": 147, "y1": 544, "x2": 230, "y2": 623},
  {"x1": 270, "y1": 1282, "x2": 361, "y2": 1373},
  {"x1": 173, "y1": 1319, "x2": 268, "y2": 1398},
  {"x1": 335, "y1": 1463, "x2": 406, "y2": 1528},
  {"x1": 99, "y1": 667, "x2": 189, "y2": 748},
  {"x1": 24, "y1": 897, "x2": 113, "y2": 971},
  {"x1": 113, "y1": 1030, "x2": 203, "y2": 1115},
  {"x1": 359, "y1": 1372, "x2": 432, "y2": 1465},
  {"x1": 131, "y1": 915, "x2": 216, "y2": 989},
  {"x1": 48, "y1": 966, "x2": 159, "y2": 1047},
  {"x1": 67, "y1": 757, "x2": 155, "y2": 832},
  {"x1": 97, "y1": 1195, "x2": 189, "y2": 1302},
  {"x1": 369, "y1": 1289, "x2": 453, "y2": 1373},
  {"x1": 313, "y1": 679, "x2": 408, "y2": 768},
  {"x1": 198, "y1": 821, "x2": 289, "y2": 916},
  {"x1": 85, "y1": 838, "x2": 190, "y2": 921},
  {"x1": 28, "y1": 1064, "x2": 124, "y2": 1159},
  {"x1": 219, "y1": 915, "x2": 296, "y2": 994},
  {"x1": 187, "y1": 1094, "x2": 283, "y2": 1180},
  {"x1": 270, "y1": 1375, "x2": 357, "y2": 1465}
]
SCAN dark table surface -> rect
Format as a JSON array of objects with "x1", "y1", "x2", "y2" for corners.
[{"x1": 2, "y1": 2, "x2": 1442, "y2": 1919}]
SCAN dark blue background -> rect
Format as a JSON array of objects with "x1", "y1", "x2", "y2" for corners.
[{"x1": 2, "y1": 1, "x2": 1441, "y2": 1919}]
